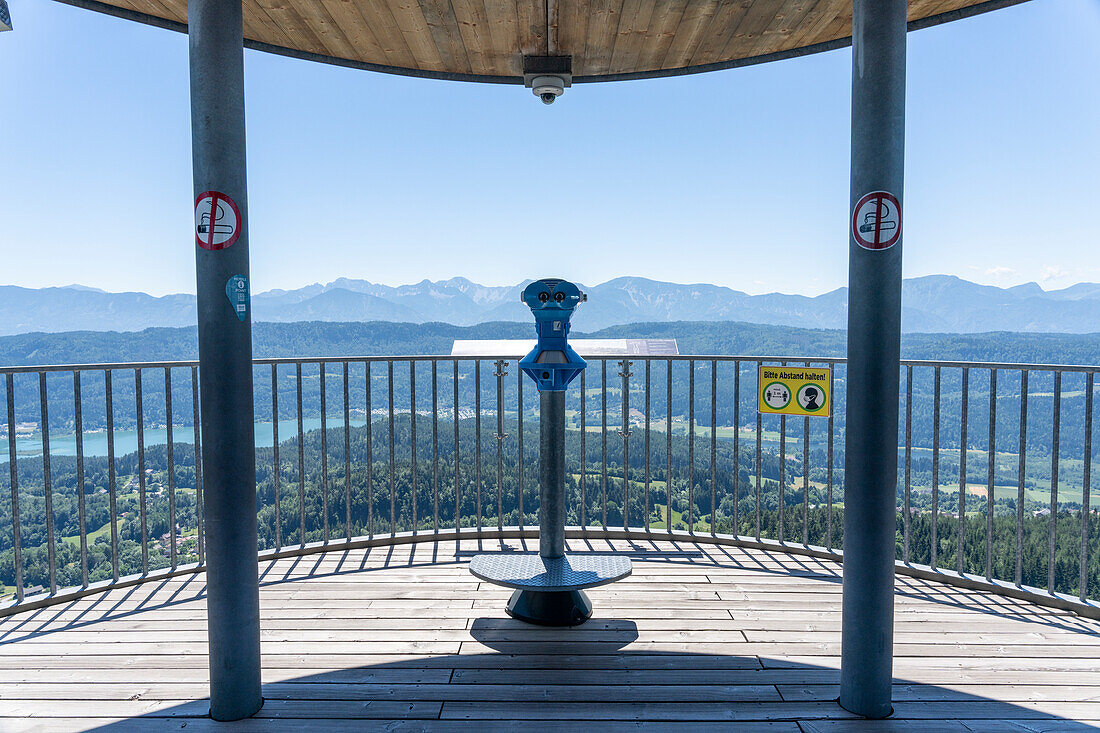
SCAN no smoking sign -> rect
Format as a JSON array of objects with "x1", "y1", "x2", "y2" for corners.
[
  {"x1": 851, "y1": 191, "x2": 901, "y2": 250},
  {"x1": 195, "y1": 191, "x2": 241, "y2": 251}
]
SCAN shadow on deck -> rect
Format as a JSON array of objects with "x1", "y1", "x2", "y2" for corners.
[{"x1": 2, "y1": 539, "x2": 1099, "y2": 731}]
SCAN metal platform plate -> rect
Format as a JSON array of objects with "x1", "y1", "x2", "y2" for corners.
[{"x1": 469, "y1": 553, "x2": 633, "y2": 592}]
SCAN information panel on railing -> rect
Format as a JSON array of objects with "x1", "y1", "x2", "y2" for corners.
[
  {"x1": 758, "y1": 365, "x2": 832, "y2": 417},
  {"x1": 450, "y1": 339, "x2": 679, "y2": 357}
]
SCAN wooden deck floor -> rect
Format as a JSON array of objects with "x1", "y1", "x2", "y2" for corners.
[{"x1": 2, "y1": 539, "x2": 1100, "y2": 731}]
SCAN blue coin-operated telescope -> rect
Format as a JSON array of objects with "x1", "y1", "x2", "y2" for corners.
[
  {"x1": 469, "y1": 278, "x2": 631, "y2": 626},
  {"x1": 518, "y1": 279, "x2": 587, "y2": 392}
]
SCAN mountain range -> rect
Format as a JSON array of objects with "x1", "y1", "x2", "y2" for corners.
[{"x1": 1, "y1": 275, "x2": 1098, "y2": 336}]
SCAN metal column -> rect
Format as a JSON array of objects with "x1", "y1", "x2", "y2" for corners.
[
  {"x1": 839, "y1": 0, "x2": 906, "y2": 719},
  {"x1": 189, "y1": 0, "x2": 263, "y2": 720},
  {"x1": 539, "y1": 390, "x2": 566, "y2": 559}
]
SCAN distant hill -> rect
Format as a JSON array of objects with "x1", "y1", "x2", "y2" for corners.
[
  {"x1": 1, "y1": 320, "x2": 1097, "y2": 368},
  {"x1": 2, "y1": 275, "x2": 1098, "y2": 336}
]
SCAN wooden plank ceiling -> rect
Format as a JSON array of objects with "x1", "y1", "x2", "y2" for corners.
[{"x1": 94, "y1": 0, "x2": 1003, "y2": 79}]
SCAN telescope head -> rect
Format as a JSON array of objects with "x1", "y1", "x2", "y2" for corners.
[
  {"x1": 521, "y1": 279, "x2": 585, "y2": 318},
  {"x1": 517, "y1": 278, "x2": 587, "y2": 392}
]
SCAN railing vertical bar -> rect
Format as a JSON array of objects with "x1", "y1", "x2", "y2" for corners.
[
  {"x1": 1016, "y1": 370, "x2": 1028, "y2": 586},
  {"x1": 164, "y1": 368, "x2": 176, "y2": 570},
  {"x1": 190, "y1": 367, "x2": 203, "y2": 565},
  {"x1": 644, "y1": 360, "x2": 651, "y2": 531},
  {"x1": 958, "y1": 367, "x2": 969, "y2": 575},
  {"x1": 319, "y1": 361, "x2": 329, "y2": 542},
  {"x1": 135, "y1": 368, "x2": 148, "y2": 574},
  {"x1": 733, "y1": 361, "x2": 740, "y2": 538},
  {"x1": 388, "y1": 361, "x2": 396, "y2": 536},
  {"x1": 365, "y1": 361, "x2": 373, "y2": 538},
  {"x1": 711, "y1": 360, "x2": 717, "y2": 534},
  {"x1": 779, "y1": 412, "x2": 786, "y2": 545},
  {"x1": 931, "y1": 366, "x2": 941, "y2": 570},
  {"x1": 581, "y1": 369, "x2": 587, "y2": 528},
  {"x1": 826, "y1": 371, "x2": 835, "y2": 552},
  {"x1": 6, "y1": 373, "x2": 24, "y2": 603},
  {"x1": 755, "y1": 362, "x2": 763, "y2": 542},
  {"x1": 454, "y1": 360, "x2": 460, "y2": 534},
  {"x1": 1049, "y1": 370, "x2": 1062, "y2": 594},
  {"x1": 803, "y1": 415, "x2": 810, "y2": 547},
  {"x1": 903, "y1": 365, "x2": 912, "y2": 563},
  {"x1": 517, "y1": 368, "x2": 524, "y2": 530},
  {"x1": 802, "y1": 357, "x2": 811, "y2": 545},
  {"x1": 296, "y1": 363, "x2": 305, "y2": 547},
  {"x1": 1080, "y1": 371, "x2": 1093, "y2": 601},
  {"x1": 986, "y1": 368, "x2": 997, "y2": 581},
  {"x1": 410, "y1": 361, "x2": 417, "y2": 532},
  {"x1": 777, "y1": 364, "x2": 787, "y2": 545},
  {"x1": 343, "y1": 361, "x2": 352, "y2": 541},
  {"x1": 602, "y1": 359, "x2": 608, "y2": 529},
  {"x1": 495, "y1": 360, "x2": 505, "y2": 532},
  {"x1": 433, "y1": 360, "x2": 440, "y2": 534},
  {"x1": 688, "y1": 360, "x2": 695, "y2": 532},
  {"x1": 666, "y1": 362, "x2": 672, "y2": 533},
  {"x1": 39, "y1": 372, "x2": 56, "y2": 593},
  {"x1": 272, "y1": 364, "x2": 281, "y2": 550},
  {"x1": 621, "y1": 359, "x2": 631, "y2": 530},
  {"x1": 475, "y1": 361, "x2": 482, "y2": 533},
  {"x1": 106, "y1": 370, "x2": 120, "y2": 580},
  {"x1": 74, "y1": 371, "x2": 89, "y2": 585}
]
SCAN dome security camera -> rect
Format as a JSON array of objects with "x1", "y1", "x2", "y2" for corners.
[{"x1": 531, "y1": 75, "x2": 565, "y2": 104}]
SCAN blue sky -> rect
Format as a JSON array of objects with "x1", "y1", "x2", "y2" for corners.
[{"x1": 1, "y1": 0, "x2": 1098, "y2": 297}]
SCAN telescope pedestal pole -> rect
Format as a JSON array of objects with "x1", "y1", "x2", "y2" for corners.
[{"x1": 505, "y1": 390, "x2": 592, "y2": 626}]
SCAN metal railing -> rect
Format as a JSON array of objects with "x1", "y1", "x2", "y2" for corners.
[{"x1": 1, "y1": 355, "x2": 1096, "y2": 618}]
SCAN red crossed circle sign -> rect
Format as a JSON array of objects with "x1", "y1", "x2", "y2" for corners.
[
  {"x1": 195, "y1": 191, "x2": 241, "y2": 251},
  {"x1": 851, "y1": 191, "x2": 901, "y2": 250}
]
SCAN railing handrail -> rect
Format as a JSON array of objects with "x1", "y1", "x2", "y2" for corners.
[
  {"x1": 2, "y1": 352, "x2": 1096, "y2": 618},
  {"x1": 2, "y1": 354, "x2": 1097, "y2": 374}
]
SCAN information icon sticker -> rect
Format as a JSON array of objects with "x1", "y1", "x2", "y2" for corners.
[
  {"x1": 225, "y1": 274, "x2": 249, "y2": 322},
  {"x1": 762, "y1": 382, "x2": 791, "y2": 410},
  {"x1": 195, "y1": 191, "x2": 241, "y2": 251},
  {"x1": 851, "y1": 190, "x2": 901, "y2": 250}
]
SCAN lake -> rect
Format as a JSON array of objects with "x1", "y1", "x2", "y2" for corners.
[{"x1": 1, "y1": 417, "x2": 371, "y2": 464}]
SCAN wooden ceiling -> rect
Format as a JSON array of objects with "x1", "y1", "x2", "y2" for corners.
[{"x1": 68, "y1": 0, "x2": 1022, "y2": 82}]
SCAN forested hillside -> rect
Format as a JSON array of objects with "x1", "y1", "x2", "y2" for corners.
[
  {"x1": 2, "y1": 321, "x2": 1097, "y2": 601},
  {"x1": 3, "y1": 319, "x2": 1099, "y2": 366},
  {"x1": 3, "y1": 415, "x2": 1098, "y2": 600}
]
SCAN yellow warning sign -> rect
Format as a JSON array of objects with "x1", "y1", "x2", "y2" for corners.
[{"x1": 758, "y1": 365, "x2": 832, "y2": 417}]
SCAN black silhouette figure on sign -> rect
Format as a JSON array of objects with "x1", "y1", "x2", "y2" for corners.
[{"x1": 799, "y1": 386, "x2": 822, "y2": 412}]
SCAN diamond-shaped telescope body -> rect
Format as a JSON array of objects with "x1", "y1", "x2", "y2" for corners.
[{"x1": 518, "y1": 279, "x2": 586, "y2": 392}]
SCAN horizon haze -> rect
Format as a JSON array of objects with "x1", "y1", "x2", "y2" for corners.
[{"x1": 3, "y1": 273, "x2": 1099, "y2": 336}]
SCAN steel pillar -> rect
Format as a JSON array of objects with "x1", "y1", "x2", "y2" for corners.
[
  {"x1": 188, "y1": 0, "x2": 263, "y2": 720},
  {"x1": 505, "y1": 389, "x2": 593, "y2": 625},
  {"x1": 839, "y1": 0, "x2": 906, "y2": 719},
  {"x1": 538, "y1": 389, "x2": 567, "y2": 560}
]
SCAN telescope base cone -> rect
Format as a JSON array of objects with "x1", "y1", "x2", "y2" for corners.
[{"x1": 506, "y1": 589, "x2": 592, "y2": 626}]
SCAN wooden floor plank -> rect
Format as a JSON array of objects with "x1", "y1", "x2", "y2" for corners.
[
  {"x1": 0, "y1": 721, "x2": 804, "y2": 733},
  {"x1": 437, "y1": 699, "x2": 859, "y2": 720},
  {"x1": 0, "y1": 539, "x2": 1095, "y2": 729},
  {"x1": 0, "y1": 681, "x2": 785, "y2": 702}
]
